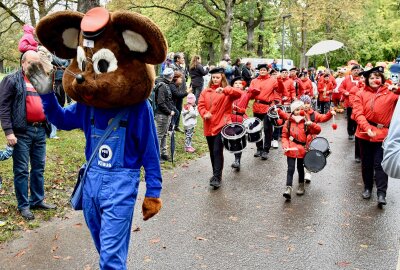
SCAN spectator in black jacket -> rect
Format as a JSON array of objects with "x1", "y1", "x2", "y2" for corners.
[
  {"x1": 154, "y1": 68, "x2": 177, "y2": 161},
  {"x1": 170, "y1": 71, "x2": 189, "y2": 125},
  {"x1": 189, "y1": 55, "x2": 209, "y2": 104},
  {"x1": 242, "y1": 62, "x2": 253, "y2": 87},
  {"x1": 171, "y1": 52, "x2": 188, "y2": 132}
]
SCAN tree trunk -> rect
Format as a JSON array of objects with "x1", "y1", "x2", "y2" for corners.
[
  {"x1": 27, "y1": 0, "x2": 36, "y2": 26},
  {"x1": 206, "y1": 42, "x2": 215, "y2": 65},
  {"x1": 246, "y1": 6, "x2": 255, "y2": 51},
  {"x1": 220, "y1": 1, "x2": 234, "y2": 57},
  {"x1": 299, "y1": 13, "x2": 307, "y2": 69},
  {"x1": 37, "y1": 0, "x2": 46, "y2": 18},
  {"x1": 257, "y1": 13, "x2": 265, "y2": 57},
  {"x1": 77, "y1": 0, "x2": 100, "y2": 13},
  {"x1": 0, "y1": 59, "x2": 4, "y2": 73}
]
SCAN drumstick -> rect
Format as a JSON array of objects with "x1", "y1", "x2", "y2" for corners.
[{"x1": 285, "y1": 147, "x2": 298, "y2": 151}]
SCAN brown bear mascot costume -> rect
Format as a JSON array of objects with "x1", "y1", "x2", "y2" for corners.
[{"x1": 25, "y1": 7, "x2": 166, "y2": 269}]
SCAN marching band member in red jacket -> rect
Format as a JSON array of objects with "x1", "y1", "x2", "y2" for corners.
[
  {"x1": 349, "y1": 72, "x2": 365, "y2": 163},
  {"x1": 281, "y1": 69, "x2": 296, "y2": 102},
  {"x1": 250, "y1": 64, "x2": 285, "y2": 160},
  {"x1": 230, "y1": 76, "x2": 260, "y2": 171},
  {"x1": 352, "y1": 66, "x2": 400, "y2": 208},
  {"x1": 298, "y1": 72, "x2": 313, "y2": 97},
  {"x1": 339, "y1": 65, "x2": 361, "y2": 140},
  {"x1": 198, "y1": 67, "x2": 242, "y2": 189},
  {"x1": 281, "y1": 100, "x2": 321, "y2": 200},
  {"x1": 317, "y1": 74, "x2": 334, "y2": 114}
]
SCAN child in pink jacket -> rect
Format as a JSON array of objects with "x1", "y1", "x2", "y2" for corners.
[{"x1": 18, "y1": 25, "x2": 38, "y2": 53}]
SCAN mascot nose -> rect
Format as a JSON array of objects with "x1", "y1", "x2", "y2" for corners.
[{"x1": 75, "y1": 74, "x2": 85, "y2": 84}]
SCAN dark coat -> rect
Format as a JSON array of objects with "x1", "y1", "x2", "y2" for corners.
[
  {"x1": 154, "y1": 77, "x2": 176, "y2": 115},
  {"x1": 189, "y1": 64, "x2": 209, "y2": 88}
]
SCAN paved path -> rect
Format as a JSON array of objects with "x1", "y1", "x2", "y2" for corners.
[{"x1": 0, "y1": 114, "x2": 399, "y2": 270}]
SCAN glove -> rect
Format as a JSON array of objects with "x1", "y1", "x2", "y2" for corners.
[
  {"x1": 25, "y1": 61, "x2": 54, "y2": 95},
  {"x1": 142, "y1": 197, "x2": 162, "y2": 221}
]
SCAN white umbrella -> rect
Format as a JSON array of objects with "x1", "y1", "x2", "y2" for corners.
[{"x1": 305, "y1": 40, "x2": 344, "y2": 68}]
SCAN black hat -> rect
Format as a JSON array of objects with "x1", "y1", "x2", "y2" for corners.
[
  {"x1": 358, "y1": 71, "x2": 365, "y2": 77},
  {"x1": 230, "y1": 76, "x2": 243, "y2": 86},
  {"x1": 363, "y1": 66, "x2": 384, "y2": 78},
  {"x1": 257, "y1": 64, "x2": 268, "y2": 70},
  {"x1": 351, "y1": 65, "x2": 361, "y2": 71},
  {"x1": 209, "y1": 67, "x2": 225, "y2": 74},
  {"x1": 289, "y1": 67, "x2": 297, "y2": 71},
  {"x1": 280, "y1": 68, "x2": 288, "y2": 72}
]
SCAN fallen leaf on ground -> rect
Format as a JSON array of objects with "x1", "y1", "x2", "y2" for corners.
[
  {"x1": 195, "y1": 236, "x2": 207, "y2": 241},
  {"x1": 53, "y1": 255, "x2": 61, "y2": 259},
  {"x1": 14, "y1": 250, "x2": 26, "y2": 258},
  {"x1": 51, "y1": 245, "x2": 58, "y2": 253},
  {"x1": 84, "y1": 265, "x2": 92, "y2": 270},
  {"x1": 360, "y1": 244, "x2": 368, "y2": 248},
  {"x1": 336, "y1": 261, "x2": 351, "y2": 267},
  {"x1": 266, "y1": 235, "x2": 277, "y2": 238},
  {"x1": 133, "y1": 227, "x2": 141, "y2": 232},
  {"x1": 63, "y1": 256, "x2": 72, "y2": 260},
  {"x1": 150, "y1": 238, "x2": 160, "y2": 244},
  {"x1": 53, "y1": 233, "x2": 59, "y2": 241},
  {"x1": 73, "y1": 223, "x2": 83, "y2": 228},
  {"x1": 229, "y1": 216, "x2": 238, "y2": 222},
  {"x1": 173, "y1": 174, "x2": 177, "y2": 178},
  {"x1": 144, "y1": 256, "x2": 151, "y2": 262},
  {"x1": 318, "y1": 241, "x2": 324, "y2": 245}
]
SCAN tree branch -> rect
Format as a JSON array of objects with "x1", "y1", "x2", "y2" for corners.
[
  {"x1": 202, "y1": 0, "x2": 222, "y2": 23},
  {"x1": 0, "y1": 2, "x2": 25, "y2": 25},
  {"x1": 0, "y1": 20, "x2": 19, "y2": 36},
  {"x1": 209, "y1": 0, "x2": 224, "y2": 13},
  {"x1": 46, "y1": 0, "x2": 65, "y2": 14},
  {"x1": 129, "y1": 3, "x2": 223, "y2": 34}
]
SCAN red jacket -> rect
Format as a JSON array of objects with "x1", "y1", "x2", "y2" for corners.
[
  {"x1": 298, "y1": 78, "x2": 313, "y2": 97},
  {"x1": 250, "y1": 75, "x2": 285, "y2": 114},
  {"x1": 348, "y1": 83, "x2": 364, "y2": 109},
  {"x1": 317, "y1": 80, "x2": 333, "y2": 102},
  {"x1": 353, "y1": 85, "x2": 400, "y2": 142},
  {"x1": 231, "y1": 88, "x2": 260, "y2": 123},
  {"x1": 282, "y1": 77, "x2": 296, "y2": 101},
  {"x1": 339, "y1": 75, "x2": 360, "y2": 107},
  {"x1": 198, "y1": 85, "x2": 242, "y2": 136},
  {"x1": 318, "y1": 74, "x2": 337, "y2": 89},
  {"x1": 306, "y1": 109, "x2": 333, "y2": 123},
  {"x1": 281, "y1": 117, "x2": 321, "y2": 158}
]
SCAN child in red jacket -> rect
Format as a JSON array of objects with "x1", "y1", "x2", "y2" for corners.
[
  {"x1": 282, "y1": 100, "x2": 321, "y2": 200},
  {"x1": 317, "y1": 74, "x2": 334, "y2": 114}
]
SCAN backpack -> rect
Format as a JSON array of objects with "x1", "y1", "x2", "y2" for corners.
[{"x1": 148, "y1": 81, "x2": 166, "y2": 115}]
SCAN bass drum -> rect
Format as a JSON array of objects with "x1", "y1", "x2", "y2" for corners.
[
  {"x1": 221, "y1": 123, "x2": 247, "y2": 153},
  {"x1": 304, "y1": 150, "x2": 327, "y2": 173},
  {"x1": 243, "y1": 117, "x2": 263, "y2": 143},
  {"x1": 309, "y1": 137, "x2": 331, "y2": 157}
]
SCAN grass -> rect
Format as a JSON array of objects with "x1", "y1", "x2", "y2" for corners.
[{"x1": 0, "y1": 117, "x2": 209, "y2": 243}]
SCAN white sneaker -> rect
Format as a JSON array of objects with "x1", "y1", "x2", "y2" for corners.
[
  {"x1": 305, "y1": 172, "x2": 312, "y2": 183},
  {"x1": 271, "y1": 140, "x2": 279, "y2": 149}
]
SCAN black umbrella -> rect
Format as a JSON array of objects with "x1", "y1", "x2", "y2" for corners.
[{"x1": 170, "y1": 114, "x2": 177, "y2": 164}]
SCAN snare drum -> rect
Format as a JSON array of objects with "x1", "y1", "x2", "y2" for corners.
[
  {"x1": 304, "y1": 150, "x2": 327, "y2": 173},
  {"x1": 221, "y1": 123, "x2": 247, "y2": 153},
  {"x1": 309, "y1": 137, "x2": 331, "y2": 157},
  {"x1": 243, "y1": 117, "x2": 263, "y2": 143},
  {"x1": 267, "y1": 105, "x2": 284, "y2": 128}
]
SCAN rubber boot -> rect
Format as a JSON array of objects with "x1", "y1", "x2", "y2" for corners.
[
  {"x1": 296, "y1": 183, "x2": 305, "y2": 196},
  {"x1": 283, "y1": 186, "x2": 292, "y2": 200}
]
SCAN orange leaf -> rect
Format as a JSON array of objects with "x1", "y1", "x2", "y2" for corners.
[{"x1": 150, "y1": 238, "x2": 160, "y2": 244}]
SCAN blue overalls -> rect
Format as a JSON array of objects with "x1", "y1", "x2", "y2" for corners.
[{"x1": 83, "y1": 109, "x2": 140, "y2": 270}]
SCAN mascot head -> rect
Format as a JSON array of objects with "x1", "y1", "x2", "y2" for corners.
[
  {"x1": 389, "y1": 63, "x2": 400, "y2": 85},
  {"x1": 35, "y1": 7, "x2": 167, "y2": 108}
]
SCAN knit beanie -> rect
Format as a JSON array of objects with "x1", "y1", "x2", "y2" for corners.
[
  {"x1": 300, "y1": 95, "x2": 311, "y2": 104},
  {"x1": 290, "y1": 100, "x2": 304, "y2": 112},
  {"x1": 187, "y1": 93, "x2": 196, "y2": 105}
]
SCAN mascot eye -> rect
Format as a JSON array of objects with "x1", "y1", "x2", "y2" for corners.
[
  {"x1": 92, "y1": 49, "x2": 118, "y2": 74},
  {"x1": 77, "y1": 46, "x2": 87, "y2": 72}
]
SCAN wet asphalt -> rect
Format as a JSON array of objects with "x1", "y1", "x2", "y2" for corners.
[{"x1": 0, "y1": 113, "x2": 399, "y2": 270}]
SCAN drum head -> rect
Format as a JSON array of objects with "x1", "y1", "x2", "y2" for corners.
[
  {"x1": 304, "y1": 150, "x2": 326, "y2": 173},
  {"x1": 222, "y1": 123, "x2": 246, "y2": 139},
  {"x1": 309, "y1": 137, "x2": 329, "y2": 153},
  {"x1": 243, "y1": 117, "x2": 262, "y2": 133}
]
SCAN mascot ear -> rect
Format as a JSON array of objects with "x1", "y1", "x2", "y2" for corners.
[
  {"x1": 111, "y1": 11, "x2": 167, "y2": 64},
  {"x1": 36, "y1": 11, "x2": 84, "y2": 59}
]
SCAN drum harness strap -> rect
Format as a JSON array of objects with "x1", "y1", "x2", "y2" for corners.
[
  {"x1": 287, "y1": 117, "x2": 307, "y2": 146},
  {"x1": 255, "y1": 99, "x2": 272, "y2": 105}
]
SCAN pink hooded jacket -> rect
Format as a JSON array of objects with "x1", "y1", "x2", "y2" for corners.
[{"x1": 18, "y1": 25, "x2": 38, "y2": 53}]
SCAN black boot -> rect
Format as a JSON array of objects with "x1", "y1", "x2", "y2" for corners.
[
  {"x1": 231, "y1": 157, "x2": 241, "y2": 171},
  {"x1": 209, "y1": 176, "x2": 221, "y2": 189},
  {"x1": 254, "y1": 149, "x2": 262, "y2": 157},
  {"x1": 261, "y1": 151, "x2": 268, "y2": 160},
  {"x1": 377, "y1": 194, "x2": 386, "y2": 209}
]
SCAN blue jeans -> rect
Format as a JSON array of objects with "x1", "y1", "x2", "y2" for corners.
[{"x1": 13, "y1": 126, "x2": 46, "y2": 210}]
